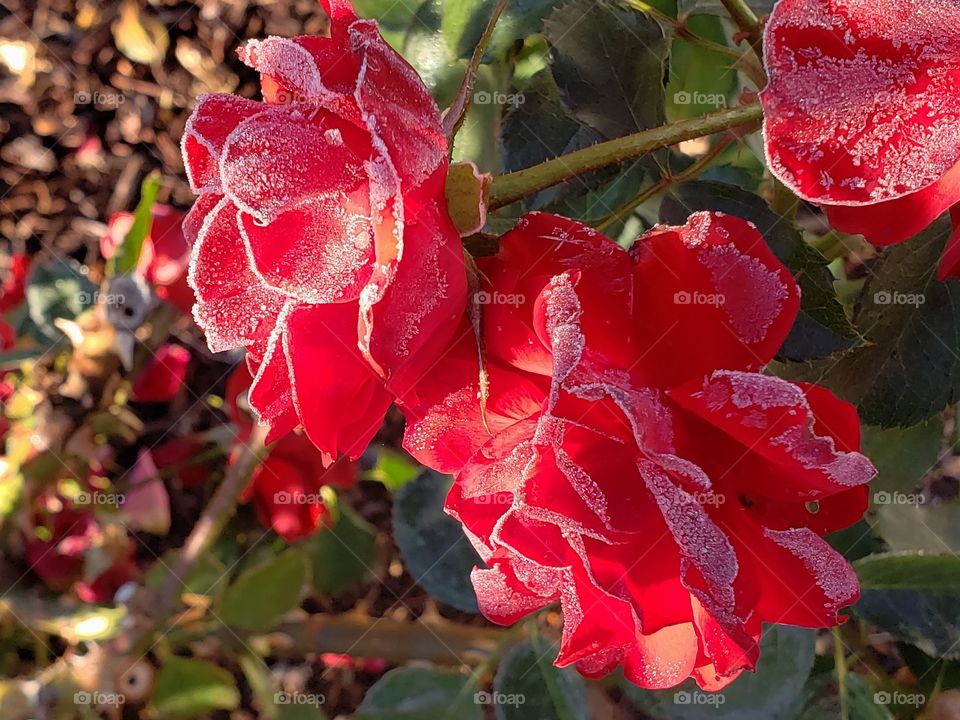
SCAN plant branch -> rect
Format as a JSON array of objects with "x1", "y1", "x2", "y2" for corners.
[
  {"x1": 721, "y1": 0, "x2": 764, "y2": 64},
  {"x1": 488, "y1": 103, "x2": 763, "y2": 209},
  {"x1": 443, "y1": 0, "x2": 511, "y2": 147},
  {"x1": 144, "y1": 424, "x2": 268, "y2": 626},
  {"x1": 595, "y1": 134, "x2": 735, "y2": 231}
]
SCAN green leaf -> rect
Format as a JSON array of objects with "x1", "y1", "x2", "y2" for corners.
[
  {"x1": 145, "y1": 549, "x2": 229, "y2": 600},
  {"x1": 217, "y1": 547, "x2": 308, "y2": 631},
  {"x1": 787, "y1": 220, "x2": 960, "y2": 426},
  {"x1": 109, "y1": 171, "x2": 160, "y2": 276},
  {"x1": 25, "y1": 258, "x2": 97, "y2": 342},
  {"x1": 795, "y1": 673, "x2": 892, "y2": 720},
  {"x1": 367, "y1": 449, "x2": 420, "y2": 492},
  {"x1": 151, "y1": 656, "x2": 240, "y2": 719},
  {"x1": 440, "y1": 0, "x2": 565, "y2": 60},
  {"x1": 853, "y1": 552, "x2": 960, "y2": 658},
  {"x1": 666, "y1": 16, "x2": 737, "y2": 121},
  {"x1": 355, "y1": 667, "x2": 483, "y2": 720},
  {"x1": 545, "y1": 0, "x2": 668, "y2": 139},
  {"x1": 862, "y1": 418, "x2": 944, "y2": 494},
  {"x1": 856, "y1": 551, "x2": 960, "y2": 591},
  {"x1": 873, "y1": 499, "x2": 960, "y2": 553},
  {"x1": 392, "y1": 471, "x2": 482, "y2": 612},
  {"x1": 306, "y1": 505, "x2": 376, "y2": 595},
  {"x1": 660, "y1": 181, "x2": 859, "y2": 360},
  {"x1": 623, "y1": 626, "x2": 814, "y2": 720},
  {"x1": 492, "y1": 638, "x2": 587, "y2": 720}
]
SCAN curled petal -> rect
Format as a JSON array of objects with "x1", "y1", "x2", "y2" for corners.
[
  {"x1": 630, "y1": 212, "x2": 800, "y2": 387},
  {"x1": 182, "y1": 94, "x2": 262, "y2": 194}
]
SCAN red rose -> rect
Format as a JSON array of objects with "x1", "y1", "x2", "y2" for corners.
[
  {"x1": 0, "y1": 253, "x2": 28, "y2": 313},
  {"x1": 181, "y1": 0, "x2": 466, "y2": 462},
  {"x1": 401, "y1": 212, "x2": 876, "y2": 690},
  {"x1": 228, "y1": 364, "x2": 358, "y2": 541},
  {"x1": 101, "y1": 204, "x2": 195, "y2": 314},
  {"x1": 760, "y1": 0, "x2": 960, "y2": 277},
  {"x1": 131, "y1": 343, "x2": 190, "y2": 403}
]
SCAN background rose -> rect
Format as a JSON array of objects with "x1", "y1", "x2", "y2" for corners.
[
  {"x1": 402, "y1": 212, "x2": 876, "y2": 690},
  {"x1": 761, "y1": 0, "x2": 960, "y2": 277}
]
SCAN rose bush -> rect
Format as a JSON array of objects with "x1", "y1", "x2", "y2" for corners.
[
  {"x1": 181, "y1": 0, "x2": 466, "y2": 463},
  {"x1": 761, "y1": 0, "x2": 960, "y2": 277},
  {"x1": 401, "y1": 212, "x2": 876, "y2": 690}
]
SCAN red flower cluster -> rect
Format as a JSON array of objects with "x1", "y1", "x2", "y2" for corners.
[
  {"x1": 401, "y1": 212, "x2": 875, "y2": 690},
  {"x1": 179, "y1": 0, "x2": 881, "y2": 692},
  {"x1": 227, "y1": 365, "x2": 357, "y2": 541},
  {"x1": 761, "y1": 0, "x2": 960, "y2": 277},
  {"x1": 181, "y1": 0, "x2": 465, "y2": 463}
]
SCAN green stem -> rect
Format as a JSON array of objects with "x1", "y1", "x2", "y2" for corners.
[
  {"x1": 489, "y1": 103, "x2": 763, "y2": 209},
  {"x1": 721, "y1": 0, "x2": 765, "y2": 64},
  {"x1": 596, "y1": 134, "x2": 735, "y2": 231},
  {"x1": 834, "y1": 626, "x2": 850, "y2": 720}
]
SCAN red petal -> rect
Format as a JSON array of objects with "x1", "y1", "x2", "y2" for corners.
[
  {"x1": 238, "y1": 195, "x2": 375, "y2": 303},
  {"x1": 761, "y1": 0, "x2": 960, "y2": 206},
  {"x1": 182, "y1": 94, "x2": 263, "y2": 194},
  {"x1": 285, "y1": 302, "x2": 392, "y2": 461},
  {"x1": 629, "y1": 212, "x2": 800, "y2": 388},
  {"x1": 471, "y1": 562, "x2": 551, "y2": 625},
  {"x1": 825, "y1": 161, "x2": 960, "y2": 246},
  {"x1": 188, "y1": 199, "x2": 287, "y2": 352},
  {"x1": 670, "y1": 371, "x2": 876, "y2": 504},
  {"x1": 219, "y1": 105, "x2": 371, "y2": 223},
  {"x1": 364, "y1": 200, "x2": 467, "y2": 392},
  {"x1": 131, "y1": 344, "x2": 190, "y2": 403}
]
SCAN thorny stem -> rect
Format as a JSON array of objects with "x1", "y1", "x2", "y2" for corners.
[
  {"x1": 443, "y1": 0, "x2": 511, "y2": 146},
  {"x1": 595, "y1": 134, "x2": 736, "y2": 231},
  {"x1": 720, "y1": 0, "x2": 765, "y2": 65},
  {"x1": 834, "y1": 626, "x2": 851, "y2": 720},
  {"x1": 625, "y1": 0, "x2": 765, "y2": 87},
  {"x1": 144, "y1": 424, "x2": 268, "y2": 629},
  {"x1": 489, "y1": 103, "x2": 763, "y2": 209}
]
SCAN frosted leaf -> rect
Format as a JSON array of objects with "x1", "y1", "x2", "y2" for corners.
[
  {"x1": 763, "y1": 527, "x2": 859, "y2": 605},
  {"x1": 762, "y1": 0, "x2": 960, "y2": 204}
]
